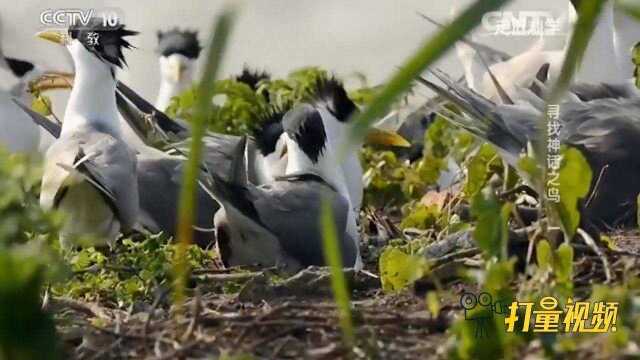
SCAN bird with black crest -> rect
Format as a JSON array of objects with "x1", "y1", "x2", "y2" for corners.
[
  {"x1": 207, "y1": 104, "x2": 360, "y2": 271},
  {"x1": 35, "y1": 18, "x2": 141, "y2": 248},
  {"x1": 155, "y1": 28, "x2": 201, "y2": 111}
]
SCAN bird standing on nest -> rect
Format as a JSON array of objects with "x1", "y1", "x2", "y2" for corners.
[{"x1": 36, "y1": 19, "x2": 140, "y2": 248}]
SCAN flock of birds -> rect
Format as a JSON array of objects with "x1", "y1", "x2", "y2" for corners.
[
  {"x1": 0, "y1": 0, "x2": 639, "y2": 273},
  {"x1": 1, "y1": 17, "x2": 409, "y2": 272}
]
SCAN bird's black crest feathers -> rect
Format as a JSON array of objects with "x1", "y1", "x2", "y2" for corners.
[
  {"x1": 69, "y1": 18, "x2": 138, "y2": 68},
  {"x1": 251, "y1": 104, "x2": 290, "y2": 156},
  {"x1": 308, "y1": 76, "x2": 357, "y2": 122},
  {"x1": 156, "y1": 28, "x2": 201, "y2": 59},
  {"x1": 235, "y1": 66, "x2": 271, "y2": 91}
]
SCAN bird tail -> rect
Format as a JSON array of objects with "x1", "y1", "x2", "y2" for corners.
[
  {"x1": 417, "y1": 69, "x2": 524, "y2": 158},
  {"x1": 199, "y1": 135, "x2": 267, "y2": 228},
  {"x1": 116, "y1": 80, "x2": 189, "y2": 139}
]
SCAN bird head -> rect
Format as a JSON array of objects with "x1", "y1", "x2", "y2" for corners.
[
  {"x1": 156, "y1": 28, "x2": 200, "y2": 84},
  {"x1": 235, "y1": 66, "x2": 271, "y2": 91},
  {"x1": 282, "y1": 103, "x2": 328, "y2": 165},
  {"x1": 0, "y1": 56, "x2": 73, "y2": 99},
  {"x1": 4, "y1": 57, "x2": 35, "y2": 79},
  {"x1": 308, "y1": 76, "x2": 410, "y2": 150},
  {"x1": 251, "y1": 105, "x2": 289, "y2": 179},
  {"x1": 36, "y1": 18, "x2": 137, "y2": 77}
]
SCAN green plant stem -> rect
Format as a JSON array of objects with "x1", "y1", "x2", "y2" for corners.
[
  {"x1": 321, "y1": 199, "x2": 355, "y2": 346},
  {"x1": 173, "y1": 8, "x2": 235, "y2": 308}
]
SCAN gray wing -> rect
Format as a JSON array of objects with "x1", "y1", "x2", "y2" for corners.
[
  {"x1": 174, "y1": 134, "x2": 266, "y2": 184},
  {"x1": 251, "y1": 178, "x2": 357, "y2": 267},
  {"x1": 569, "y1": 82, "x2": 640, "y2": 102},
  {"x1": 42, "y1": 129, "x2": 139, "y2": 232},
  {"x1": 207, "y1": 174, "x2": 357, "y2": 267},
  {"x1": 137, "y1": 153, "x2": 218, "y2": 247},
  {"x1": 561, "y1": 98, "x2": 640, "y2": 160}
]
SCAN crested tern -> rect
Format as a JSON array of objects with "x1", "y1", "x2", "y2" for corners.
[
  {"x1": 155, "y1": 28, "x2": 201, "y2": 112},
  {"x1": 36, "y1": 20, "x2": 140, "y2": 248},
  {"x1": 207, "y1": 104, "x2": 359, "y2": 271}
]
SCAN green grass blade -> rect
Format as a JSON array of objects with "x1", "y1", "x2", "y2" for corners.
[
  {"x1": 617, "y1": 0, "x2": 640, "y2": 21},
  {"x1": 173, "y1": 8, "x2": 236, "y2": 306},
  {"x1": 344, "y1": 0, "x2": 512, "y2": 152},
  {"x1": 321, "y1": 199, "x2": 355, "y2": 346}
]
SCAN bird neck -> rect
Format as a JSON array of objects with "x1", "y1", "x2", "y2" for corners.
[
  {"x1": 285, "y1": 136, "x2": 351, "y2": 205},
  {"x1": 317, "y1": 108, "x2": 363, "y2": 209},
  {"x1": 155, "y1": 76, "x2": 191, "y2": 112},
  {"x1": 341, "y1": 152, "x2": 363, "y2": 210},
  {"x1": 63, "y1": 61, "x2": 121, "y2": 137}
]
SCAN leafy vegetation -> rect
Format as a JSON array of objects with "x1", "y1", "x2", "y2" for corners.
[
  {"x1": 4, "y1": 0, "x2": 640, "y2": 358},
  {"x1": 0, "y1": 152, "x2": 62, "y2": 359}
]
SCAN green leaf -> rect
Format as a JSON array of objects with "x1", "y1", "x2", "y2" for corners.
[
  {"x1": 470, "y1": 188, "x2": 511, "y2": 260},
  {"x1": 0, "y1": 251, "x2": 61, "y2": 359},
  {"x1": 555, "y1": 243, "x2": 574, "y2": 283},
  {"x1": 455, "y1": 259, "x2": 516, "y2": 360},
  {"x1": 552, "y1": 147, "x2": 592, "y2": 239},
  {"x1": 617, "y1": 0, "x2": 640, "y2": 22},
  {"x1": 426, "y1": 291, "x2": 441, "y2": 317},
  {"x1": 465, "y1": 144, "x2": 500, "y2": 196},
  {"x1": 536, "y1": 239, "x2": 552, "y2": 270},
  {"x1": 517, "y1": 154, "x2": 543, "y2": 187},
  {"x1": 379, "y1": 247, "x2": 428, "y2": 293},
  {"x1": 400, "y1": 204, "x2": 440, "y2": 230}
]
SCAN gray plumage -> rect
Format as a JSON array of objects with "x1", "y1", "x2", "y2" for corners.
[
  {"x1": 420, "y1": 69, "x2": 640, "y2": 228},
  {"x1": 115, "y1": 80, "x2": 286, "y2": 185},
  {"x1": 115, "y1": 88, "x2": 219, "y2": 247},
  {"x1": 569, "y1": 82, "x2": 640, "y2": 102},
  {"x1": 156, "y1": 28, "x2": 201, "y2": 59},
  {"x1": 19, "y1": 96, "x2": 218, "y2": 248},
  {"x1": 207, "y1": 109, "x2": 359, "y2": 271},
  {"x1": 136, "y1": 152, "x2": 217, "y2": 248},
  {"x1": 40, "y1": 125, "x2": 139, "y2": 248},
  {"x1": 211, "y1": 173, "x2": 356, "y2": 272}
]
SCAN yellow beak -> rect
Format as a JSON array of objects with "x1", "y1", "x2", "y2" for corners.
[
  {"x1": 35, "y1": 30, "x2": 68, "y2": 46},
  {"x1": 169, "y1": 59, "x2": 186, "y2": 83},
  {"x1": 364, "y1": 128, "x2": 411, "y2": 147},
  {"x1": 29, "y1": 72, "x2": 75, "y2": 93}
]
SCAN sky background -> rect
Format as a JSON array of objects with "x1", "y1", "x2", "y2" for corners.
[{"x1": 0, "y1": 0, "x2": 571, "y2": 104}]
